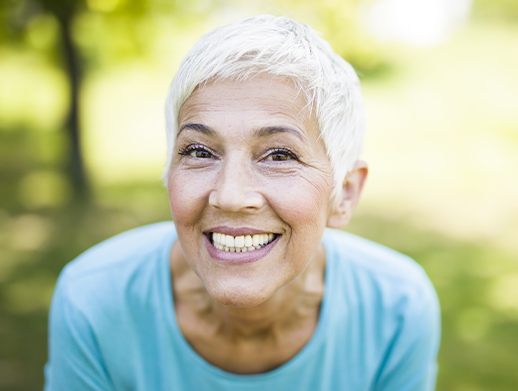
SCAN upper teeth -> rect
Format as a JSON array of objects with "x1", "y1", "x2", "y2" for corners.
[{"x1": 212, "y1": 232, "x2": 275, "y2": 252}]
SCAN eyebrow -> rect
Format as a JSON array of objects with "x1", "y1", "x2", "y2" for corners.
[
  {"x1": 177, "y1": 123, "x2": 305, "y2": 141},
  {"x1": 177, "y1": 123, "x2": 215, "y2": 138}
]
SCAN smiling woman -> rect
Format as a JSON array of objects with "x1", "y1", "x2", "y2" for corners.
[
  {"x1": 169, "y1": 77, "x2": 335, "y2": 311},
  {"x1": 44, "y1": 15, "x2": 440, "y2": 391}
]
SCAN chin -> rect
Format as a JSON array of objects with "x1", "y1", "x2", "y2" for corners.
[{"x1": 206, "y1": 281, "x2": 276, "y2": 308}]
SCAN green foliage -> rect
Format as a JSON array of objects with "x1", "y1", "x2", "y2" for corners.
[{"x1": 473, "y1": 0, "x2": 518, "y2": 22}]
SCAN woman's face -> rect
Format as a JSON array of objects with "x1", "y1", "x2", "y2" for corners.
[{"x1": 168, "y1": 75, "x2": 337, "y2": 307}]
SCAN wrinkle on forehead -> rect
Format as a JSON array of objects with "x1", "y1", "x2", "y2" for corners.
[{"x1": 178, "y1": 75, "x2": 319, "y2": 143}]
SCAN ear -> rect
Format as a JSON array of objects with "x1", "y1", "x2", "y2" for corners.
[{"x1": 327, "y1": 161, "x2": 368, "y2": 228}]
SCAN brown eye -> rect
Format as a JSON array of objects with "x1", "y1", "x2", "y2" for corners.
[
  {"x1": 179, "y1": 144, "x2": 215, "y2": 159},
  {"x1": 190, "y1": 149, "x2": 212, "y2": 158},
  {"x1": 269, "y1": 152, "x2": 290, "y2": 161},
  {"x1": 264, "y1": 148, "x2": 298, "y2": 162}
]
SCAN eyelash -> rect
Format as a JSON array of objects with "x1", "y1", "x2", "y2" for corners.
[
  {"x1": 178, "y1": 144, "x2": 216, "y2": 159},
  {"x1": 262, "y1": 148, "x2": 299, "y2": 162},
  {"x1": 177, "y1": 144, "x2": 299, "y2": 162}
]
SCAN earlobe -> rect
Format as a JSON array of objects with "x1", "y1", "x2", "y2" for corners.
[{"x1": 327, "y1": 161, "x2": 368, "y2": 228}]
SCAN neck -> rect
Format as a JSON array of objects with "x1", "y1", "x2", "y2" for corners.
[
  {"x1": 170, "y1": 242, "x2": 326, "y2": 373},
  {"x1": 170, "y1": 243, "x2": 325, "y2": 341},
  {"x1": 213, "y1": 264, "x2": 324, "y2": 339}
]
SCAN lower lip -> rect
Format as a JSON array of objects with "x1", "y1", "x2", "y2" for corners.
[{"x1": 204, "y1": 235, "x2": 280, "y2": 264}]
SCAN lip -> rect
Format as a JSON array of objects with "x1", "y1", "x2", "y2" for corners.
[
  {"x1": 204, "y1": 226, "x2": 277, "y2": 236},
  {"x1": 204, "y1": 233, "x2": 280, "y2": 264}
]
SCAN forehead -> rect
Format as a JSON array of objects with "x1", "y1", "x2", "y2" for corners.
[{"x1": 178, "y1": 75, "x2": 318, "y2": 139}]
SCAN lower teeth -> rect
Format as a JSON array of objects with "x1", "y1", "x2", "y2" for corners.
[{"x1": 218, "y1": 245, "x2": 262, "y2": 252}]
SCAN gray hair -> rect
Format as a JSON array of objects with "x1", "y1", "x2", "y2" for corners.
[{"x1": 163, "y1": 14, "x2": 365, "y2": 202}]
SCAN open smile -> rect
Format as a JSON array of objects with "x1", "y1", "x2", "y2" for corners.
[
  {"x1": 204, "y1": 229, "x2": 281, "y2": 263},
  {"x1": 210, "y1": 232, "x2": 277, "y2": 252}
]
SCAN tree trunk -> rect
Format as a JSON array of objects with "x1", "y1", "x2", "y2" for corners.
[{"x1": 55, "y1": 11, "x2": 90, "y2": 200}]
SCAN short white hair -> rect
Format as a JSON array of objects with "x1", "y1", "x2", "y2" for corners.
[{"x1": 163, "y1": 14, "x2": 365, "y2": 202}]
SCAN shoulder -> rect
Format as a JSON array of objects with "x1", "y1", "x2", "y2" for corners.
[
  {"x1": 323, "y1": 228, "x2": 439, "y2": 315},
  {"x1": 323, "y1": 229, "x2": 440, "y2": 387},
  {"x1": 63, "y1": 221, "x2": 175, "y2": 276},
  {"x1": 55, "y1": 222, "x2": 176, "y2": 312},
  {"x1": 46, "y1": 222, "x2": 177, "y2": 389}
]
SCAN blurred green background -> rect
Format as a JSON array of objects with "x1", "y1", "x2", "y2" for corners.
[{"x1": 1, "y1": 0, "x2": 517, "y2": 390}]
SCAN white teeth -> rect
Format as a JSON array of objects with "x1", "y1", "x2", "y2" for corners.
[
  {"x1": 211, "y1": 232, "x2": 276, "y2": 252},
  {"x1": 225, "y1": 235, "x2": 234, "y2": 248},
  {"x1": 244, "y1": 235, "x2": 253, "y2": 247},
  {"x1": 235, "y1": 235, "x2": 245, "y2": 247}
]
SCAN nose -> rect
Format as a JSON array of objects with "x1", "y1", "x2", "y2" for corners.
[{"x1": 208, "y1": 157, "x2": 265, "y2": 212}]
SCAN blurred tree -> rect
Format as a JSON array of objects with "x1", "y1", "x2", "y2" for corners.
[
  {"x1": 1, "y1": 0, "x2": 90, "y2": 199},
  {"x1": 0, "y1": 0, "x2": 212, "y2": 201},
  {"x1": 45, "y1": 0, "x2": 87, "y2": 198}
]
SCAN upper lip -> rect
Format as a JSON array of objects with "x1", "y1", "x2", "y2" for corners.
[{"x1": 204, "y1": 226, "x2": 279, "y2": 236}]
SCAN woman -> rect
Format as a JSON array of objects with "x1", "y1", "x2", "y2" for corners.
[{"x1": 45, "y1": 15, "x2": 440, "y2": 390}]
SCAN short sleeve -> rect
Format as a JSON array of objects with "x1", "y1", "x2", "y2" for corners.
[
  {"x1": 45, "y1": 272, "x2": 113, "y2": 391},
  {"x1": 373, "y1": 283, "x2": 441, "y2": 391}
]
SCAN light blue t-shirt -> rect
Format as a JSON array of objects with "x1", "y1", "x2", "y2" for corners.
[{"x1": 45, "y1": 222, "x2": 440, "y2": 390}]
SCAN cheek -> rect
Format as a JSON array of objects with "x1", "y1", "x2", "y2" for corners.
[
  {"x1": 269, "y1": 174, "x2": 332, "y2": 226},
  {"x1": 264, "y1": 178, "x2": 331, "y2": 273},
  {"x1": 168, "y1": 170, "x2": 209, "y2": 224}
]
